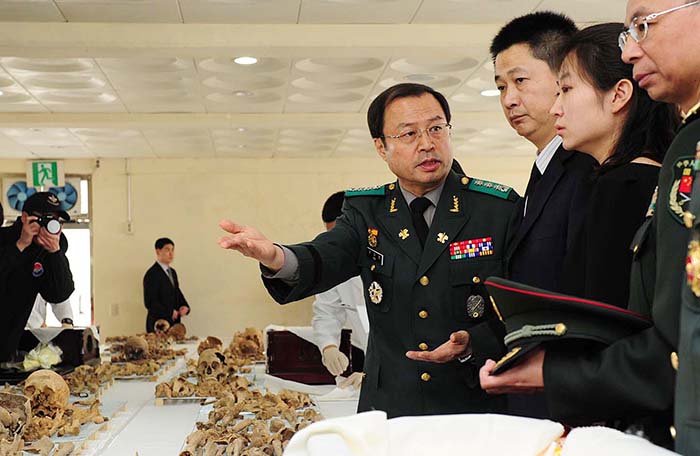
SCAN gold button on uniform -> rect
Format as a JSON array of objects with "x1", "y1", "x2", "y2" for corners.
[
  {"x1": 671, "y1": 352, "x2": 679, "y2": 371},
  {"x1": 370, "y1": 264, "x2": 376, "y2": 271},
  {"x1": 420, "y1": 372, "x2": 431, "y2": 382},
  {"x1": 388, "y1": 183, "x2": 396, "y2": 190},
  {"x1": 418, "y1": 310, "x2": 429, "y2": 319},
  {"x1": 461, "y1": 177, "x2": 469, "y2": 186},
  {"x1": 420, "y1": 276, "x2": 430, "y2": 286},
  {"x1": 419, "y1": 343, "x2": 428, "y2": 351},
  {"x1": 472, "y1": 276, "x2": 481, "y2": 284}
]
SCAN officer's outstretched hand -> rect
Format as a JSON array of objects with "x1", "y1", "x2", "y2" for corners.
[
  {"x1": 405, "y1": 330, "x2": 470, "y2": 363},
  {"x1": 218, "y1": 219, "x2": 285, "y2": 271},
  {"x1": 479, "y1": 348, "x2": 545, "y2": 394}
]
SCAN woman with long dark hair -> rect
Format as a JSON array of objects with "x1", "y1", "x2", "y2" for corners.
[{"x1": 551, "y1": 22, "x2": 679, "y2": 308}]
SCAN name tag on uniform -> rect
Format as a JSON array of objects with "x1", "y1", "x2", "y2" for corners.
[{"x1": 367, "y1": 247, "x2": 384, "y2": 266}]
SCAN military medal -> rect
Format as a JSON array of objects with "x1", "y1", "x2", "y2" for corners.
[
  {"x1": 368, "y1": 281, "x2": 383, "y2": 304},
  {"x1": 367, "y1": 228, "x2": 378, "y2": 247},
  {"x1": 32, "y1": 262, "x2": 44, "y2": 278},
  {"x1": 467, "y1": 294, "x2": 485, "y2": 319},
  {"x1": 367, "y1": 247, "x2": 384, "y2": 265},
  {"x1": 450, "y1": 237, "x2": 494, "y2": 260},
  {"x1": 398, "y1": 228, "x2": 409, "y2": 240},
  {"x1": 437, "y1": 232, "x2": 449, "y2": 244},
  {"x1": 687, "y1": 239, "x2": 700, "y2": 297},
  {"x1": 669, "y1": 157, "x2": 695, "y2": 225}
]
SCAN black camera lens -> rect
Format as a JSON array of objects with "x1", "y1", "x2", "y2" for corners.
[{"x1": 36, "y1": 216, "x2": 62, "y2": 235}]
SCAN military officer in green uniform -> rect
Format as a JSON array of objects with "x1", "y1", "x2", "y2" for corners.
[
  {"x1": 219, "y1": 83, "x2": 519, "y2": 417},
  {"x1": 480, "y1": 1, "x2": 700, "y2": 452}
]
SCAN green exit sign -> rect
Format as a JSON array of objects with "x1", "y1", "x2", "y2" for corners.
[{"x1": 28, "y1": 161, "x2": 64, "y2": 188}]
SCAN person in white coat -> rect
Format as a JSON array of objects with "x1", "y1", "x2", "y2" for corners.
[
  {"x1": 26, "y1": 294, "x2": 74, "y2": 328},
  {"x1": 312, "y1": 192, "x2": 370, "y2": 378}
]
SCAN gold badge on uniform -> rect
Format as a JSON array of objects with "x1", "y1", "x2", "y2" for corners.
[
  {"x1": 437, "y1": 232, "x2": 449, "y2": 244},
  {"x1": 389, "y1": 197, "x2": 398, "y2": 213},
  {"x1": 450, "y1": 195, "x2": 460, "y2": 213},
  {"x1": 367, "y1": 228, "x2": 378, "y2": 247},
  {"x1": 368, "y1": 281, "x2": 383, "y2": 304},
  {"x1": 686, "y1": 239, "x2": 700, "y2": 297},
  {"x1": 399, "y1": 228, "x2": 409, "y2": 240},
  {"x1": 467, "y1": 295, "x2": 485, "y2": 319}
]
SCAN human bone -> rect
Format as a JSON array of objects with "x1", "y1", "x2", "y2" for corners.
[
  {"x1": 23, "y1": 370, "x2": 70, "y2": 440},
  {"x1": 197, "y1": 349, "x2": 226, "y2": 383},
  {"x1": 123, "y1": 336, "x2": 149, "y2": 361},
  {"x1": 168, "y1": 323, "x2": 187, "y2": 341},
  {"x1": 154, "y1": 319, "x2": 171, "y2": 335},
  {"x1": 198, "y1": 336, "x2": 223, "y2": 354},
  {"x1": 0, "y1": 392, "x2": 30, "y2": 441}
]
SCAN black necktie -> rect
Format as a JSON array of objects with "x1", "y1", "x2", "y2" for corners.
[
  {"x1": 410, "y1": 197, "x2": 432, "y2": 248},
  {"x1": 524, "y1": 163, "x2": 543, "y2": 198},
  {"x1": 167, "y1": 268, "x2": 175, "y2": 286}
]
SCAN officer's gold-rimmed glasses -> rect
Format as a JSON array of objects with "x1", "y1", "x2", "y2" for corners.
[
  {"x1": 618, "y1": 1, "x2": 699, "y2": 52},
  {"x1": 381, "y1": 123, "x2": 452, "y2": 145}
]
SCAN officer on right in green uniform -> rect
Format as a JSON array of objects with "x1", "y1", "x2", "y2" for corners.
[{"x1": 480, "y1": 1, "x2": 700, "y2": 454}]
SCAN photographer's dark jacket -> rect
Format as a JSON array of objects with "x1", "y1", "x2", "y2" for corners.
[{"x1": 0, "y1": 220, "x2": 74, "y2": 361}]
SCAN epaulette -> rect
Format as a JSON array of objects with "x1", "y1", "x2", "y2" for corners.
[
  {"x1": 466, "y1": 178, "x2": 516, "y2": 201},
  {"x1": 345, "y1": 184, "x2": 387, "y2": 197}
]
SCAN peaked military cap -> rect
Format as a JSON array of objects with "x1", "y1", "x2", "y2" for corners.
[{"x1": 484, "y1": 277, "x2": 652, "y2": 374}]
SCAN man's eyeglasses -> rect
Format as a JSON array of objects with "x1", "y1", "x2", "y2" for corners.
[
  {"x1": 381, "y1": 123, "x2": 452, "y2": 145},
  {"x1": 619, "y1": 1, "x2": 699, "y2": 51}
]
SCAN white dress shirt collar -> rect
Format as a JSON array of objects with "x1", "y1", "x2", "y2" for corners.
[{"x1": 535, "y1": 136, "x2": 563, "y2": 175}]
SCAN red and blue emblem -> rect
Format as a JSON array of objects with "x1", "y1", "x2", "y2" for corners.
[
  {"x1": 450, "y1": 237, "x2": 494, "y2": 260},
  {"x1": 32, "y1": 262, "x2": 44, "y2": 278}
]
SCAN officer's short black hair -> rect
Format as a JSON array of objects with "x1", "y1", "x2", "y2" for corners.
[
  {"x1": 367, "y1": 83, "x2": 451, "y2": 142},
  {"x1": 490, "y1": 11, "x2": 578, "y2": 72},
  {"x1": 322, "y1": 191, "x2": 346, "y2": 223},
  {"x1": 155, "y1": 237, "x2": 174, "y2": 250}
]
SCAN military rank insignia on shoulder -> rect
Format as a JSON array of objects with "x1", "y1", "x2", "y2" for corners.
[
  {"x1": 467, "y1": 178, "x2": 516, "y2": 201},
  {"x1": 345, "y1": 184, "x2": 387, "y2": 197}
]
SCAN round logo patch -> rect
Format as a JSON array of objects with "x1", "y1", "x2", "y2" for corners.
[{"x1": 32, "y1": 262, "x2": 44, "y2": 278}]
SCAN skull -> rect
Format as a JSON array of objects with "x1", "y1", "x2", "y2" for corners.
[
  {"x1": 154, "y1": 319, "x2": 171, "y2": 335},
  {"x1": 23, "y1": 370, "x2": 70, "y2": 440},
  {"x1": 197, "y1": 336, "x2": 223, "y2": 354},
  {"x1": 0, "y1": 392, "x2": 31, "y2": 440},
  {"x1": 168, "y1": 323, "x2": 187, "y2": 341},
  {"x1": 197, "y1": 349, "x2": 226, "y2": 383},
  {"x1": 124, "y1": 336, "x2": 149, "y2": 361},
  {"x1": 172, "y1": 377, "x2": 195, "y2": 397}
]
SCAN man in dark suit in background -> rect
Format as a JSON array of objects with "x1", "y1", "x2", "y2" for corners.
[
  {"x1": 489, "y1": 12, "x2": 595, "y2": 418},
  {"x1": 143, "y1": 237, "x2": 190, "y2": 332}
]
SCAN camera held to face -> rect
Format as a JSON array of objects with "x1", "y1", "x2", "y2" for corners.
[{"x1": 34, "y1": 216, "x2": 62, "y2": 235}]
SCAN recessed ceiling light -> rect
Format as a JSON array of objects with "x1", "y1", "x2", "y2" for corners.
[
  {"x1": 234, "y1": 90, "x2": 253, "y2": 97},
  {"x1": 237, "y1": 144, "x2": 247, "y2": 148},
  {"x1": 237, "y1": 127, "x2": 247, "y2": 132},
  {"x1": 480, "y1": 89, "x2": 500, "y2": 97},
  {"x1": 0, "y1": 90, "x2": 3, "y2": 96},
  {"x1": 234, "y1": 56, "x2": 258, "y2": 65}
]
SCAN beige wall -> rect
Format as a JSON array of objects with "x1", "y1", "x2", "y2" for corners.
[{"x1": 0, "y1": 153, "x2": 531, "y2": 338}]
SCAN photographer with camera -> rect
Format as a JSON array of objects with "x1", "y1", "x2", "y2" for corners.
[{"x1": 0, "y1": 192, "x2": 74, "y2": 362}]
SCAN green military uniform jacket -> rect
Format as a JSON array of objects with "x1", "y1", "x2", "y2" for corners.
[
  {"x1": 263, "y1": 170, "x2": 518, "y2": 417},
  {"x1": 674, "y1": 109, "x2": 700, "y2": 455},
  {"x1": 542, "y1": 113, "x2": 696, "y2": 434}
]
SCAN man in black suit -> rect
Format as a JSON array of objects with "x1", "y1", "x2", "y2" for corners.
[
  {"x1": 143, "y1": 237, "x2": 190, "y2": 333},
  {"x1": 489, "y1": 12, "x2": 595, "y2": 418}
]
